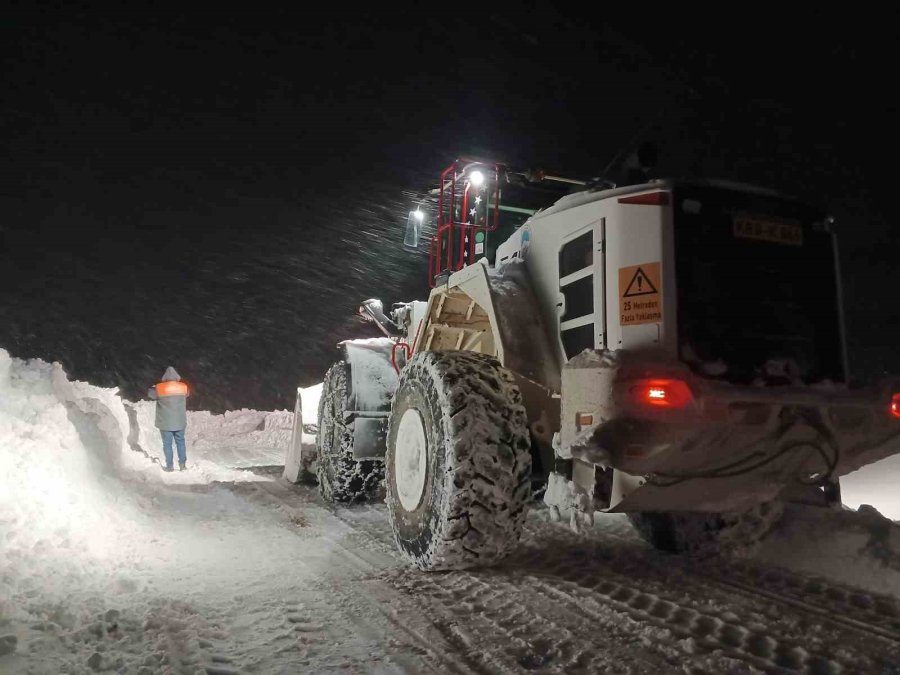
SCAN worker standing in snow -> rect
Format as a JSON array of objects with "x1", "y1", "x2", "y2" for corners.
[{"x1": 148, "y1": 367, "x2": 190, "y2": 472}]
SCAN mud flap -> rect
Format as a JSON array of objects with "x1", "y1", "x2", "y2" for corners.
[{"x1": 351, "y1": 415, "x2": 389, "y2": 460}]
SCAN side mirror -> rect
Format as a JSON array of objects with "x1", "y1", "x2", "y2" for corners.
[
  {"x1": 404, "y1": 209, "x2": 424, "y2": 249},
  {"x1": 358, "y1": 298, "x2": 385, "y2": 321},
  {"x1": 357, "y1": 298, "x2": 401, "y2": 337}
]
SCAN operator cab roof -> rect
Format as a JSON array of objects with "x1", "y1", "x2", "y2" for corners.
[{"x1": 531, "y1": 178, "x2": 806, "y2": 222}]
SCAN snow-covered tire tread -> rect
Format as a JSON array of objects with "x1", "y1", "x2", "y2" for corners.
[
  {"x1": 386, "y1": 351, "x2": 532, "y2": 571},
  {"x1": 316, "y1": 361, "x2": 384, "y2": 504}
]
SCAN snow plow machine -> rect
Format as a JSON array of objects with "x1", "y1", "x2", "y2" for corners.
[{"x1": 285, "y1": 157, "x2": 900, "y2": 571}]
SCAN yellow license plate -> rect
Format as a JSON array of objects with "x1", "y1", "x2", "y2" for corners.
[{"x1": 733, "y1": 216, "x2": 803, "y2": 246}]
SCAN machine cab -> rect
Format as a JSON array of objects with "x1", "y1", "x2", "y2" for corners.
[{"x1": 493, "y1": 179, "x2": 846, "y2": 388}]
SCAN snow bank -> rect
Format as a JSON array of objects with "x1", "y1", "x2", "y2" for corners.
[
  {"x1": 0, "y1": 348, "x2": 291, "y2": 607},
  {"x1": 0, "y1": 348, "x2": 305, "y2": 671},
  {"x1": 0, "y1": 348, "x2": 161, "y2": 668},
  {"x1": 128, "y1": 400, "x2": 292, "y2": 483},
  {"x1": 754, "y1": 503, "x2": 900, "y2": 598},
  {"x1": 0, "y1": 349, "x2": 139, "y2": 564},
  {"x1": 841, "y1": 454, "x2": 900, "y2": 520}
]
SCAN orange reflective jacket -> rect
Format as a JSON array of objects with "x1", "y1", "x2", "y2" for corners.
[{"x1": 156, "y1": 381, "x2": 189, "y2": 397}]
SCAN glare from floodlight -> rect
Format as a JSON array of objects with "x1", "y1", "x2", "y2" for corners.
[
  {"x1": 414, "y1": 209, "x2": 424, "y2": 221},
  {"x1": 469, "y1": 170, "x2": 485, "y2": 187}
]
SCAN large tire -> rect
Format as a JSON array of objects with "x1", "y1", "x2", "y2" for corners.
[
  {"x1": 386, "y1": 351, "x2": 532, "y2": 571},
  {"x1": 316, "y1": 361, "x2": 385, "y2": 504},
  {"x1": 628, "y1": 501, "x2": 784, "y2": 556}
]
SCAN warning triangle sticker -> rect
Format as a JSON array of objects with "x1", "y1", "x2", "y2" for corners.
[{"x1": 623, "y1": 267, "x2": 658, "y2": 297}]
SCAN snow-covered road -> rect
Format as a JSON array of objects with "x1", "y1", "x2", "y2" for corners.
[
  {"x1": 3, "y1": 349, "x2": 900, "y2": 674},
  {"x1": 267, "y1": 482, "x2": 900, "y2": 674},
  {"x1": 12, "y1": 476, "x2": 900, "y2": 675}
]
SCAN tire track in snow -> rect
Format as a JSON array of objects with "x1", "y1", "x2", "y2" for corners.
[
  {"x1": 536, "y1": 524, "x2": 900, "y2": 673},
  {"x1": 233, "y1": 477, "x2": 483, "y2": 674},
  {"x1": 335, "y1": 503, "x2": 696, "y2": 672},
  {"x1": 511, "y1": 519, "x2": 900, "y2": 673},
  {"x1": 241, "y1": 480, "x2": 630, "y2": 672},
  {"x1": 695, "y1": 559, "x2": 900, "y2": 642},
  {"x1": 384, "y1": 564, "x2": 678, "y2": 673},
  {"x1": 366, "y1": 506, "x2": 900, "y2": 673},
  {"x1": 595, "y1": 511, "x2": 900, "y2": 646},
  {"x1": 520, "y1": 568, "x2": 831, "y2": 673},
  {"x1": 238, "y1": 478, "x2": 900, "y2": 673},
  {"x1": 332, "y1": 501, "x2": 668, "y2": 671},
  {"x1": 386, "y1": 554, "x2": 829, "y2": 674}
]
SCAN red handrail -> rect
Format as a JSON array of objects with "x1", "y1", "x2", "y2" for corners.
[
  {"x1": 428, "y1": 159, "x2": 504, "y2": 287},
  {"x1": 391, "y1": 341, "x2": 411, "y2": 375}
]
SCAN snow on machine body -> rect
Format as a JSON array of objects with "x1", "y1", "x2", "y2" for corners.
[{"x1": 288, "y1": 158, "x2": 900, "y2": 570}]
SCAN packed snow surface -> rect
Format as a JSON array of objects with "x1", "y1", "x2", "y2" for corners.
[{"x1": 3, "y1": 348, "x2": 900, "y2": 674}]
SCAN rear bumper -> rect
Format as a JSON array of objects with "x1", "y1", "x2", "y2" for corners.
[{"x1": 561, "y1": 350, "x2": 900, "y2": 512}]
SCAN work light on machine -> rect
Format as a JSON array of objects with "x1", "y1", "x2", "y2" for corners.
[{"x1": 404, "y1": 207, "x2": 425, "y2": 250}]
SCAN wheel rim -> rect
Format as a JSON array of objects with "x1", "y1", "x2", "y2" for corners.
[{"x1": 395, "y1": 408, "x2": 428, "y2": 511}]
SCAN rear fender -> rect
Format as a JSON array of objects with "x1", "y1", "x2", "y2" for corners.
[
  {"x1": 415, "y1": 260, "x2": 561, "y2": 391},
  {"x1": 416, "y1": 261, "x2": 561, "y2": 476}
]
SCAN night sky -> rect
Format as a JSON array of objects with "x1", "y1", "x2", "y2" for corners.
[{"x1": 2, "y1": 7, "x2": 898, "y2": 412}]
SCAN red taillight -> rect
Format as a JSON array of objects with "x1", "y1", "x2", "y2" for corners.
[
  {"x1": 630, "y1": 379, "x2": 694, "y2": 409},
  {"x1": 891, "y1": 393, "x2": 900, "y2": 419},
  {"x1": 618, "y1": 191, "x2": 670, "y2": 206}
]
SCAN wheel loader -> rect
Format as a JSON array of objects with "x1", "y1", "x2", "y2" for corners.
[{"x1": 284, "y1": 158, "x2": 900, "y2": 570}]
